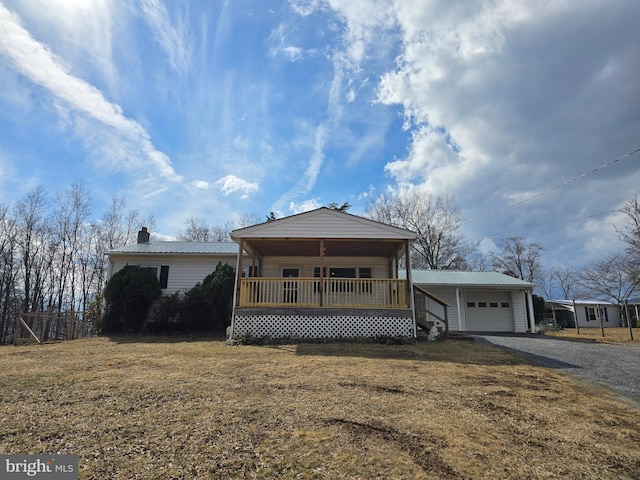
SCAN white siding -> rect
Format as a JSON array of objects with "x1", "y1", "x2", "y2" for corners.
[
  {"x1": 257, "y1": 256, "x2": 391, "y2": 278},
  {"x1": 574, "y1": 303, "x2": 622, "y2": 328},
  {"x1": 109, "y1": 254, "x2": 238, "y2": 294},
  {"x1": 415, "y1": 286, "x2": 459, "y2": 330},
  {"x1": 234, "y1": 209, "x2": 415, "y2": 240},
  {"x1": 413, "y1": 284, "x2": 530, "y2": 333},
  {"x1": 512, "y1": 291, "x2": 528, "y2": 333}
]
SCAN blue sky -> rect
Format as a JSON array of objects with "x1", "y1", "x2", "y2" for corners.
[{"x1": 1, "y1": 0, "x2": 639, "y2": 269}]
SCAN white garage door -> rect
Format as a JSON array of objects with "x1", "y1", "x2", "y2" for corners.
[{"x1": 465, "y1": 290, "x2": 514, "y2": 332}]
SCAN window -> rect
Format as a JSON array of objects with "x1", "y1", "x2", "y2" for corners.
[
  {"x1": 330, "y1": 267, "x2": 356, "y2": 293},
  {"x1": 247, "y1": 266, "x2": 259, "y2": 277},
  {"x1": 313, "y1": 267, "x2": 327, "y2": 278},
  {"x1": 586, "y1": 306, "x2": 609, "y2": 322},
  {"x1": 478, "y1": 302, "x2": 487, "y2": 308},
  {"x1": 140, "y1": 265, "x2": 169, "y2": 289},
  {"x1": 313, "y1": 267, "x2": 327, "y2": 293},
  {"x1": 490, "y1": 302, "x2": 498, "y2": 308},
  {"x1": 159, "y1": 266, "x2": 169, "y2": 289},
  {"x1": 501, "y1": 302, "x2": 510, "y2": 308},
  {"x1": 467, "y1": 302, "x2": 475, "y2": 308},
  {"x1": 359, "y1": 267, "x2": 372, "y2": 293}
]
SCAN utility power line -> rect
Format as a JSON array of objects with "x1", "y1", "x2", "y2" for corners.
[
  {"x1": 484, "y1": 208, "x2": 621, "y2": 239},
  {"x1": 464, "y1": 146, "x2": 640, "y2": 225}
]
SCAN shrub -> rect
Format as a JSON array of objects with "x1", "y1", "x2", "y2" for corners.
[
  {"x1": 101, "y1": 266, "x2": 162, "y2": 333},
  {"x1": 146, "y1": 292, "x2": 183, "y2": 333},
  {"x1": 180, "y1": 262, "x2": 235, "y2": 332}
]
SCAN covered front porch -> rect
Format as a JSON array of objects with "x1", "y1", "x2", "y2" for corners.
[
  {"x1": 237, "y1": 277, "x2": 409, "y2": 309},
  {"x1": 228, "y1": 208, "x2": 418, "y2": 339}
]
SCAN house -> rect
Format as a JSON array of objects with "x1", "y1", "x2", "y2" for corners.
[
  {"x1": 106, "y1": 212, "x2": 537, "y2": 338},
  {"x1": 106, "y1": 228, "x2": 245, "y2": 295},
  {"x1": 545, "y1": 299, "x2": 622, "y2": 328},
  {"x1": 228, "y1": 207, "x2": 418, "y2": 339},
  {"x1": 404, "y1": 270, "x2": 536, "y2": 333}
]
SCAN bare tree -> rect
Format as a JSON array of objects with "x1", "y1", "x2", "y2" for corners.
[
  {"x1": 490, "y1": 237, "x2": 543, "y2": 284},
  {"x1": 540, "y1": 267, "x2": 579, "y2": 299},
  {"x1": 177, "y1": 217, "x2": 212, "y2": 242},
  {"x1": 14, "y1": 186, "x2": 50, "y2": 312},
  {"x1": 366, "y1": 189, "x2": 474, "y2": 270},
  {"x1": 553, "y1": 267, "x2": 578, "y2": 299},
  {"x1": 0, "y1": 202, "x2": 18, "y2": 344},
  {"x1": 577, "y1": 253, "x2": 638, "y2": 304},
  {"x1": 617, "y1": 194, "x2": 640, "y2": 259},
  {"x1": 210, "y1": 226, "x2": 231, "y2": 242},
  {"x1": 51, "y1": 182, "x2": 93, "y2": 311},
  {"x1": 223, "y1": 213, "x2": 263, "y2": 237}
]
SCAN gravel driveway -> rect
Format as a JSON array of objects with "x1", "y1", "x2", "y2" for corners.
[{"x1": 472, "y1": 334, "x2": 640, "y2": 407}]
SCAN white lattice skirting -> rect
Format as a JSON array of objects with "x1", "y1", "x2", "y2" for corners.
[{"x1": 232, "y1": 313, "x2": 415, "y2": 339}]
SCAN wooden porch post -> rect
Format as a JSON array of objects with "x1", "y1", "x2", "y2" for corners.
[
  {"x1": 234, "y1": 239, "x2": 244, "y2": 307},
  {"x1": 404, "y1": 239, "x2": 416, "y2": 336},
  {"x1": 404, "y1": 239, "x2": 412, "y2": 299},
  {"x1": 319, "y1": 239, "x2": 325, "y2": 307}
]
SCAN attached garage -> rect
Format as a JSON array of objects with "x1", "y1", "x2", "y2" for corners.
[{"x1": 404, "y1": 270, "x2": 536, "y2": 333}]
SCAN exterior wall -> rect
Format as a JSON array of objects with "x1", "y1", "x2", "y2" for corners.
[
  {"x1": 236, "y1": 209, "x2": 415, "y2": 240},
  {"x1": 232, "y1": 308, "x2": 414, "y2": 338},
  {"x1": 415, "y1": 286, "x2": 459, "y2": 330},
  {"x1": 109, "y1": 254, "x2": 238, "y2": 294},
  {"x1": 414, "y1": 285, "x2": 530, "y2": 333},
  {"x1": 257, "y1": 256, "x2": 391, "y2": 278},
  {"x1": 574, "y1": 304, "x2": 621, "y2": 328},
  {"x1": 512, "y1": 290, "x2": 528, "y2": 333}
]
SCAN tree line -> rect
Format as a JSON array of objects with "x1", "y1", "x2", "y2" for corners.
[
  {"x1": 0, "y1": 183, "x2": 156, "y2": 345},
  {"x1": 2, "y1": 183, "x2": 638, "y2": 344}
]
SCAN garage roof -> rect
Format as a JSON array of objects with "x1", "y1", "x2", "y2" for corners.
[{"x1": 402, "y1": 270, "x2": 535, "y2": 288}]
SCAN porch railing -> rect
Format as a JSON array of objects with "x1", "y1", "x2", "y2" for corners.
[{"x1": 238, "y1": 278, "x2": 409, "y2": 309}]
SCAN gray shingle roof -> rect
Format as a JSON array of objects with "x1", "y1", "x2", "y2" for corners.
[
  {"x1": 107, "y1": 241, "x2": 239, "y2": 255},
  {"x1": 402, "y1": 270, "x2": 535, "y2": 287}
]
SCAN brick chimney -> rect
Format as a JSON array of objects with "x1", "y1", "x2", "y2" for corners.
[{"x1": 137, "y1": 227, "x2": 150, "y2": 244}]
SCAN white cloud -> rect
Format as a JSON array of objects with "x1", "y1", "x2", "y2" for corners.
[
  {"x1": 289, "y1": 198, "x2": 322, "y2": 214},
  {"x1": 138, "y1": 0, "x2": 191, "y2": 76},
  {"x1": 268, "y1": 23, "x2": 305, "y2": 62},
  {"x1": 289, "y1": 0, "x2": 325, "y2": 17},
  {"x1": 283, "y1": 46, "x2": 303, "y2": 62},
  {"x1": 0, "y1": 3, "x2": 182, "y2": 182},
  {"x1": 322, "y1": 0, "x2": 640, "y2": 267},
  {"x1": 192, "y1": 180, "x2": 210, "y2": 189},
  {"x1": 215, "y1": 175, "x2": 259, "y2": 198}
]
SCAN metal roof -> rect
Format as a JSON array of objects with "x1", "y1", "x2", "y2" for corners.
[
  {"x1": 403, "y1": 270, "x2": 535, "y2": 288},
  {"x1": 548, "y1": 299, "x2": 617, "y2": 306},
  {"x1": 107, "y1": 241, "x2": 239, "y2": 255}
]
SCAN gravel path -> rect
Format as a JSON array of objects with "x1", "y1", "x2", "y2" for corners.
[{"x1": 472, "y1": 334, "x2": 640, "y2": 407}]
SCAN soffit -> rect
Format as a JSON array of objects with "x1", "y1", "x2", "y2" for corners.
[{"x1": 243, "y1": 238, "x2": 405, "y2": 258}]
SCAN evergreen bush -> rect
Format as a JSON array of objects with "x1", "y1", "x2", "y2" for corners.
[{"x1": 101, "y1": 266, "x2": 162, "y2": 333}]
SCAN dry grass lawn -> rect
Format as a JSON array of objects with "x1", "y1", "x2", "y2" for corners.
[
  {"x1": 1, "y1": 336, "x2": 639, "y2": 479},
  {"x1": 543, "y1": 326, "x2": 639, "y2": 344}
]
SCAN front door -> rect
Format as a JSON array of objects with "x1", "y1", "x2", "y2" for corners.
[{"x1": 283, "y1": 268, "x2": 299, "y2": 304}]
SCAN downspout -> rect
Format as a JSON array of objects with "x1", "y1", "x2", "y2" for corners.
[{"x1": 455, "y1": 287, "x2": 462, "y2": 332}]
